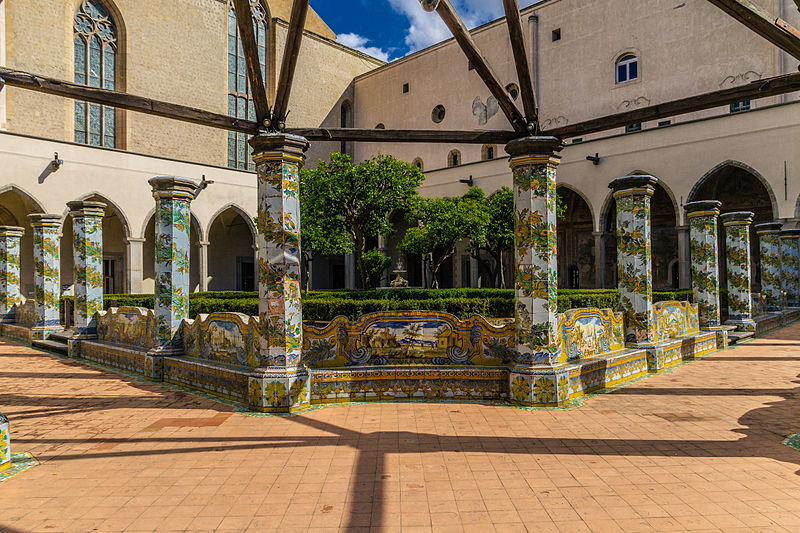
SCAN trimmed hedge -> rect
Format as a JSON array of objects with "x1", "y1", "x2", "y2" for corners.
[{"x1": 58, "y1": 288, "x2": 702, "y2": 323}]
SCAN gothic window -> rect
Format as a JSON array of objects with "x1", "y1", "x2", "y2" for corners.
[
  {"x1": 482, "y1": 144, "x2": 496, "y2": 161},
  {"x1": 228, "y1": 0, "x2": 269, "y2": 170},
  {"x1": 448, "y1": 150, "x2": 461, "y2": 168},
  {"x1": 615, "y1": 54, "x2": 638, "y2": 84},
  {"x1": 74, "y1": 0, "x2": 118, "y2": 147}
]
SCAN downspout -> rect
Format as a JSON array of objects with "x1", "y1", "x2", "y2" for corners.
[{"x1": 529, "y1": 14, "x2": 540, "y2": 107}]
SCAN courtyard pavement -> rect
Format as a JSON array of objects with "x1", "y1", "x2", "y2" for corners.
[{"x1": 0, "y1": 327, "x2": 799, "y2": 533}]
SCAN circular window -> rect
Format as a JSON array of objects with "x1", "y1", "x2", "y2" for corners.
[
  {"x1": 506, "y1": 83, "x2": 519, "y2": 101},
  {"x1": 432, "y1": 105, "x2": 446, "y2": 123}
]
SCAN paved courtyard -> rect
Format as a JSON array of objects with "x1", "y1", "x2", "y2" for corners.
[{"x1": 0, "y1": 327, "x2": 799, "y2": 533}]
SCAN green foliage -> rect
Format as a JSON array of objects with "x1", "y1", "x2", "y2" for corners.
[
  {"x1": 557, "y1": 289, "x2": 620, "y2": 311},
  {"x1": 300, "y1": 152, "x2": 424, "y2": 287},
  {"x1": 363, "y1": 249, "x2": 392, "y2": 289},
  {"x1": 400, "y1": 191, "x2": 489, "y2": 288},
  {"x1": 465, "y1": 187, "x2": 514, "y2": 288},
  {"x1": 302, "y1": 297, "x2": 512, "y2": 322}
]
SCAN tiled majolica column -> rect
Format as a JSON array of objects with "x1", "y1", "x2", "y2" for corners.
[
  {"x1": 0, "y1": 226, "x2": 24, "y2": 323},
  {"x1": 755, "y1": 222, "x2": 784, "y2": 313},
  {"x1": 720, "y1": 212, "x2": 756, "y2": 332},
  {"x1": 684, "y1": 201, "x2": 722, "y2": 328},
  {"x1": 28, "y1": 214, "x2": 62, "y2": 340},
  {"x1": 0, "y1": 412, "x2": 9, "y2": 471},
  {"x1": 68, "y1": 201, "x2": 105, "y2": 339},
  {"x1": 506, "y1": 136, "x2": 569, "y2": 407},
  {"x1": 146, "y1": 177, "x2": 196, "y2": 376},
  {"x1": 249, "y1": 133, "x2": 310, "y2": 413},
  {"x1": 610, "y1": 175, "x2": 658, "y2": 346},
  {"x1": 779, "y1": 229, "x2": 800, "y2": 308}
]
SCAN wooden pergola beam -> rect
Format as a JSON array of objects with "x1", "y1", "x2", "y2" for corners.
[
  {"x1": 433, "y1": 0, "x2": 528, "y2": 132},
  {"x1": 704, "y1": 0, "x2": 800, "y2": 61},
  {"x1": 502, "y1": 0, "x2": 538, "y2": 126},
  {"x1": 546, "y1": 71, "x2": 800, "y2": 138},
  {"x1": 272, "y1": 0, "x2": 310, "y2": 126},
  {"x1": 2, "y1": 67, "x2": 800, "y2": 144},
  {"x1": 232, "y1": 0, "x2": 270, "y2": 124}
]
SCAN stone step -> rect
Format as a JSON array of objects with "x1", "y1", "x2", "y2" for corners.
[
  {"x1": 728, "y1": 331, "x2": 755, "y2": 345},
  {"x1": 31, "y1": 339, "x2": 69, "y2": 356},
  {"x1": 48, "y1": 331, "x2": 73, "y2": 344}
]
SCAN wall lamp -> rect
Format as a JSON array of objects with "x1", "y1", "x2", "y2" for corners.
[
  {"x1": 51, "y1": 152, "x2": 64, "y2": 171},
  {"x1": 459, "y1": 175, "x2": 474, "y2": 187},
  {"x1": 586, "y1": 153, "x2": 601, "y2": 165}
]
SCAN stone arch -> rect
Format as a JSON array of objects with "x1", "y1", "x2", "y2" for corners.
[
  {"x1": 207, "y1": 204, "x2": 257, "y2": 291},
  {"x1": 138, "y1": 207, "x2": 205, "y2": 242},
  {"x1": 62, "y1": 192, "x2": 132, "y2": 238},
  {"x1": 689, "y1": 160, "x2": 778, "y2": 220},
  {"x1": 141, "y1": 209, "x2": 204, "y2": 293},
  {"x1": 0, "y1": 184, "x2": 46, "y2": 214},
  {"x1": 0, "y1": 185, "x2": 47, "y2": 298},
  {"x1": 557, "y1": 183, "x2": 596, "y2": 227},
  {"x1": 556, "y1": 184, "x2": 595, "y2": 289}
]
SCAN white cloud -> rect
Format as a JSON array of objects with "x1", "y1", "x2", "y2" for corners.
[
  {"x1": 337, "y1": 32, "x2": 391, "y2": 62},
  {"x1": 389, "y1": 0, "x2": 543, "y2": 55}
]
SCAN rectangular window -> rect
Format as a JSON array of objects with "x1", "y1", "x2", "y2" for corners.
[
  {"x1": 571, "y1": 138, "x2": 583, "y2": 144},
  {"x1": 625, "y1": 123, "x2": 642, "y2": 133},
  {"x1": 552, "y1": 28, "x2": 561, "y2": 41},
  {"x1": 402, "y1": 83, "x2": 409, "y2": 93},
  {"x1": 658, "y1": 120, "x2": 671, "y2": 127},
  {"x1": 730, "y1": 100, "x2": 751, "y2": 113}
]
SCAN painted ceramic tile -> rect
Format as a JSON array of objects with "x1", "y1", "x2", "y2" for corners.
[
  {"x1": 687, "y1": 207, "x2": 721, "y2": 327},
  {"x1": 70, "y1": 206, "x2": 104, "y2": 335},
  {"x1": 182, "y1": 312, "x2": 266, "y2": 368},
  {"x1": 303, "y1": 311, "x2": 515, "y2": 368},
  {"x1": 557, "y1": 308, "x2": 625, "y2": 363},
  {"x1": 0, "y1": 412, "x2": 9, "y2": 469},
  {"x1": 780, "y1": 233, "x2": 800, "y2": 307},
  {"x1": 614, "y1": 187, "x2": 655, "y2": 344},
  {"x1": 511, "y1": 156, "x2": 559, "y2": 365},
  {"x1": 29, "y1": 216, "x2": 61, "y2": 329},
  {"x1": 756, "y1": 223, "x2": 783, "y2": 312},
  {"x1": 654, "y1": 301, "x2": 700, "y2": 341},
  {"x1": 0, "y1": 227, "x2": 23, "y2": 322},
  {"x1": 721, "y1": 214, "x2": 754, "y2": 322},
  {"x1": 96, "y1": 307, "x2": 158, "y2": 350}
]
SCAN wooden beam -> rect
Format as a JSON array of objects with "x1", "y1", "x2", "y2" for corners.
[
  {"x1": 232, "y1": 0, "x2": 270, "y2": 124},
  {"x1": 0, "y1": 67, "x2": 260, "y2": 135},
  {"x1": 285, "y1": 127, "x2": 519, "y2": 144},
  {"x1": 434, "y1": 0, "x2": 528, "y2": 132},
  {"x1": 704, "y1": 0, "x2": 800, "y2": 61},
  {"x1": 545, "y1": 71, "x2": 800, "y2": 138},
  {"x1": 502, "y1": 0, "x2": 538, "y2": 126},
  {"x1": 272, "y1": 0, "x2": 310, "y2": 126}
]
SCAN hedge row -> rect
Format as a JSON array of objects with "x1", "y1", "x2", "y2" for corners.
[{"x1": 55, "y1": 289, "x2": 701, "y2": 323}]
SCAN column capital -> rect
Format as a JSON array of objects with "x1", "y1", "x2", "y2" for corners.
[
  {"x1": 0, "y1": 226, "x2": 24, "y2": 238},
  {"x1": 198, "y1": 240, "x2": 210, "y2": 247},
  {"x1": 720, "y1": 211, "x2": 754, "y2": 226},
  {"x1": 250, "y1": 133, "x2": 309, "y2": 163},
  {"x1": 27, "y1": 213, "x2": 62, "y2": 228},
  {"x1": 684, "y1": 200, "x2": 721, "y2": 218},
  {"x1": 504, "y1": 136, "x2": 564, "y2": 159},
  {"x1": 148, "y1": 176, "x2": 197, "y2": 201},
  {"x1": 67, "y1": 200, "x2": 106, "y2": 218},
  {"x1": 609, "y1": 175, "x2": 657, "y2": 198},
  {"x1": 125, "y1": 237, "x2": 146, "y2": 244},
  {"x1": 755, "y1": 221, "x2": 784, "y2": 234},
  {"x1": 780, "y1": 228, "x2": 800, "y2": 239}
]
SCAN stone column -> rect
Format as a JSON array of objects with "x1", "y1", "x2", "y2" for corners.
[
  {"x1": 147, "y1": 177, "x2": 196, "y2": 366},
  {"x1": 0, "y1": 412, "x2": 9, "y2": 471},
  {"x1": 68, "y1": 201, "x2": 105, "y2": 339},
  {"x1": 28, "y1": 214, "x2": 62, "y2": 339},
  {"x1": 506, "y1": 136, "x2": 567, "y2": 407},
  {"x1": 610, "y1": 175, "x2": 658, "y2": 346},
  {"x1": 755, "y1": 222, "x2": 784, "y2": 313},
  {"x1": 684, "y1": 201, "x2": 722, "y2": 328},
  {"x1": 677, "y1": 225, "x2": 691, "y2": 289},
  {"x1": 720, "y1": 212, "x2": 756, "y2": 332},
  {"x1": 344, "y1": 253, "x2": 356, "y2": 289},
  {"x1": 125, "y1": 237, "x2": 145, "y2": 294},
  {"x1": 779, "y1": 229, "x2": 800, "y2": 308},
  {"x1": 249, "y1": 133, "x2": 310, "y2": 414},
  {"x1": 198, "y1": 240, "x2": 209, "y2": 292},
  {"x1": 593, "y1": 231, "x2": 605, "y2": 288},
  {"x1": 0, "y1": 226, "x2": 24, "y2": 322}
]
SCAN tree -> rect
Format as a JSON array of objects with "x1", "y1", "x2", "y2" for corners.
[
  {"x1": 400, "y1": 193, "x2": 489, "y2": 289},
  {"x1": 363, "y1": 248, "x2": 392, "y2": 289},
  {"x1": 299, "y1": 153, "x2": 424, "y2": 288}
]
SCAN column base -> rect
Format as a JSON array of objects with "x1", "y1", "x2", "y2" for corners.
[
  {"x1": 702, "y1": 326, "x2": 733, "y2": 349},
  {"x1": 508, "y1": 365, "x2": 570, "y2": 407},
  {"x1": 248, "y1": 367, "x2": 310, "y2": 413},
  {"x1": 143, "y1": 354, "x2": 165, "y2": 380},
  {"x1": 31, "y1": 326, "x2": 63, "y2": 341}
]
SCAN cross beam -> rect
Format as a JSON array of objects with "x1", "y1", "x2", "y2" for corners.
[
  {"x1": 232, "y1": 0, "x2": 270, "y2": 125},
  {"x1": 502, "y1": 0, "x2": 538, "y2": 127},
  {"x1": 704, "y1": 0, "x2": 800, "y2": 61},
  {"x1": 432, "y1": 0, "x2": 528, "y2": 133},
  {"x1": 272, "y1": 0, "x2": 310, "y2": 126},
  {"x1": 2, "y1": 67, "x2": 800, "y2": 144}
]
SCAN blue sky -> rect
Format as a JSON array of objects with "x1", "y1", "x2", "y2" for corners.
[{"x1": 310, "y1": 0, "x2": 539, "y2": 62}]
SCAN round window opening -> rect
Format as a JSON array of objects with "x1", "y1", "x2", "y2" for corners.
[
  {"x1": 506, "y1": 83, "x2": 519, "y2": 101},
  {"x1": 432, "y1": 105, "x2": 446, "y2": 123}
]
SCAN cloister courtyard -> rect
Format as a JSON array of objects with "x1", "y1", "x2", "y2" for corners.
[{"x1": 1, "y1": 326, "x2": 799, "y2": 532}]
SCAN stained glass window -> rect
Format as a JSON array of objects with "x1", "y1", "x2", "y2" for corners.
[
  {"x1": 74, "y1": 0, "x2": 118, "y2": 148},
  {"x1": 227, "y1": 0, "x2": 268, "y2": 170}
]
